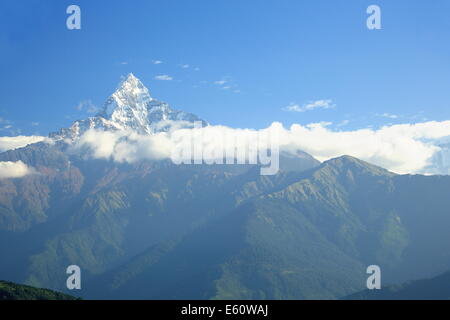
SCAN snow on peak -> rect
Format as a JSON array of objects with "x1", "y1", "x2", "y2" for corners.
[
  {"x1": 98, "y1": 74, "x2": 153, "y2": 134},
  {"x1": 114, "y1": 73, "x2": 152, "y2": 103},
  {"x1": 50, "y1": 74, "x2": 207, "y2": 140}
]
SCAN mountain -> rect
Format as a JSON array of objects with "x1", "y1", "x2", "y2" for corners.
[
  {"x1": 345, "y1": 270, "x2": 450, "y2": 300},
  {"x1": 50, "y1": 73, "x2": 207, "y2": 140},
  {"x1": 0, "y1": 280, "x2": 79, "y2": 300},
  {"x1": 1, "y1": 74, "x2": 450, "y2": 300},
  {"x1": 0, "y1": 143, "x2": 321, "y2": 296},
  {"x1": 86, "y1": 156, "x2": 450, "y2": 299}
]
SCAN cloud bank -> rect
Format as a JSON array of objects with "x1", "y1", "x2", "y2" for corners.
[
  {"x1": 275, "y1": 121, "x2": 450, "y2": 174},
  {"x1": 71, "y1": 120, "x2": 450, "y2": 175},
  {"x1": 0, "y1": 161, "x2": 36, "y2": 179},
  {"x1": 0, "y1": 136, "x2": 49, "y2": 152},
  {"x1": 71, "y1": 129, "x2": 172, "y2": 163}
]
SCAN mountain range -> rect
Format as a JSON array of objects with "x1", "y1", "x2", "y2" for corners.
[{"x1": 1, "y1": 74, "x2": 450, "y2": 299}]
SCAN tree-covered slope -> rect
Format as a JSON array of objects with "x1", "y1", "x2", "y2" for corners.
[
  {"x1": 0, "y1": 142, "x2": 320, "y2": 295},
  {"x1": 0, "y1": 280, "x2": 79, "y2": 300},
  {"x1": 89, "y1": 200, "x2": 366, "y2": 299},
  {"x1": 2, "y1": 140, "x2": 450, "y2": 300},
  {"x1": 87, "y1": 156, "x2": 450, "y2": 299}
]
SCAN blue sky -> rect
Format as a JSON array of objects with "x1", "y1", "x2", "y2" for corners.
[{"x1": 1, "y1": 0, "x2": 450, "y2": 136}]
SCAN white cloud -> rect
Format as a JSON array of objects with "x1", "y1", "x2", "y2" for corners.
[
  {"x1": 337, "y1": 119, "x2": 350, "y2": 127},
  {"x1": 0, "y1": 118, "x2": 13, "y2": 131},
  {"x1": 151, "y1": 120, "x2": 201, "y2": 132},
  {"x1": 120, "y1": 62, "x2": 128, "y2": 65},
  {"x1": 282, "y1": 104, "x2": 302, "y2": 112},
  {"x1": 0, "y1": 117, "x2": 12, "y2": 125},
  {"x1": 283, "y1": 100, "x2": 335, "y2": 112},
  {"x1": 70, "y1": 120, "x2": 450, "y2": 175},
  {"x1": 154, "y1": 75, "x2": 173, "y2": 81},
  {"x1": 0, "y1": 136, "x2": 49, "y2": 152},
  {"x1": 71, "y1": 129, "x2": 172, "y2": 163},
  {"x1": 214, "y1": 79, "x2": 240, "y2": 91},
  {"x1": 273, "y1": 121, "x2": 450, "y2": 174},
  {"x1": 0, "y1": 161, "x2": 36, "y2": 179},
  {"x1": 180, "y1": 64, "x2": 190, "y2": 69},
  {"x1": 152, "y1": 60, "x2": 163, "y2": 65},
  {"x1": 76, "y1": 100, "x2": 99, "y2": 114}
]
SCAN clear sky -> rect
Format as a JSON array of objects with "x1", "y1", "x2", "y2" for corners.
[{"x1": 1, "y1": 0, "x2": 450, "y2": 136}]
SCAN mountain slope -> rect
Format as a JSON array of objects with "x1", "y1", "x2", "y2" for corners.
[
  {"x1": 258, "y1": 156, "x2": 450, "y2": 284},
  {"x1": 90, "y1": 199, "x2": 365, "y2": 299},
  {"x1": 0, "y1": 280, "x2": 79, "y2": 300},
  {"x1": 0, "y1": 139, "x2": 320, "y2": 294},
  {"x1": 85, "y1": 156, "x2": 450, "y2": 299}
]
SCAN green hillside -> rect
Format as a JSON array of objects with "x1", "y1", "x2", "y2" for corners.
[
  {"x1": 88, "y1": 156, "x2": 450, "y2": 299},
  {"x1": 2, "y1": 142, "x2": 450, "y2": 299},
  {"x1": 0, "y1": 280, "x2": 79, "y2": 300}
]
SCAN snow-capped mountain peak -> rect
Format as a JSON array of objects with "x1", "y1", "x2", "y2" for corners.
[
  {"x1": 50, "y1": 74, "x2": 206, "y2": 140},
  {"x1": 98, "y1": 73, "x2": 153, "y2": 134},
  {"x1": 103, "y1": 73, "x2": 152, "y2": 115}
]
